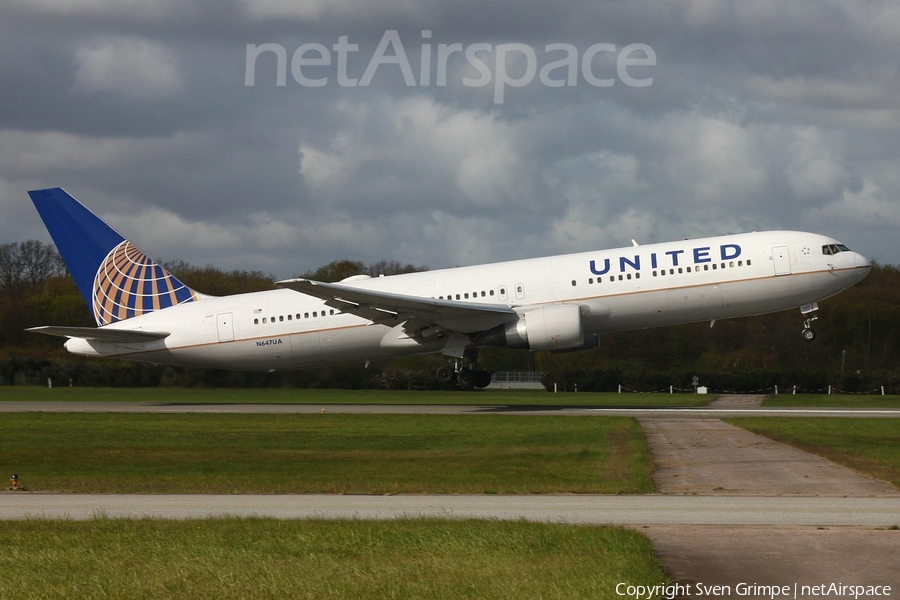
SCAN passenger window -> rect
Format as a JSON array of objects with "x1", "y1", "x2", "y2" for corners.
[
  {"x1": 635, "y1": 273, "x2": 640, "y2": 279},
  {"x1": 296, "y1": 314, "x2": 301, "y2": 319},
  {"x1": 254, "y1": 318, "x2": 259, "y2": 325},
  {"x1": 489, "y1": 290, "x2": 494, "y2": 296},
  {"x1": 686, "y1": 267, "x2": 692, "y2": 272},
  {"x1": 262, "y1": 317, "x2": 267, "y2": 323},
  {"x1": 304, "y1": 313, "x2": 309, "y2": 319},
  {"x1": 626, "y1": 274, "x2": 632, "y2": 280},
  {"x1": 287, "y1": 315, "x2": 292, "y2": 320},
  {"x1": 747, "y1": 259, "x2": 752, "y2": 266},
  {"x1": 571, "y1": 280, "x2": 577, "y2": 286}
]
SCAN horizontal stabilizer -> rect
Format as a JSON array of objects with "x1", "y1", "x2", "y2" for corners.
[{"x1": 27, "y1": 326, "x2": 170, "y2": 343}]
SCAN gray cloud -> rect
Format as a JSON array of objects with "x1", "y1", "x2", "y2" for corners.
[{"x1": 1, "y1": 0, "x2": 898, "y2": 278}]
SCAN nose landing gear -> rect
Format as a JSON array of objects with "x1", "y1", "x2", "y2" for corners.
[
  {"x1": 801, "y1": 321, "x2": 817, "y2": 342},
  {"x1": 800, "y1": 302, "x2": 819, "y2": 342}
]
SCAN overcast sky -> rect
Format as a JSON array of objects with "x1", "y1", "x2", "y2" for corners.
[{"x1": 1, "y1": 0, "x2": 898, "y2": 279}]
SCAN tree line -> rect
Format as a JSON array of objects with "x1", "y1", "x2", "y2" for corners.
[{"x1": 1, "y1": 240, "x2": 898, "y2": 392}]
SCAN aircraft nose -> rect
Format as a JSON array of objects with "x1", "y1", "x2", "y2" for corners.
[{"x1": 854, "y1": 252, "x2": 872, "y2": 279}]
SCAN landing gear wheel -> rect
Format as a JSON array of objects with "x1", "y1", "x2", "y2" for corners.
[
  {"x1": 801, "y1": 312, "x2": 819, "y2": 343},
  {"x1": 472, "y1": 370, "x2": 492, "y2": 389},
  {"x1": 457, "y1": 369, "x2": 474, "y2": 389},
  {"x1": 435, "y1": 366, "x2": 455, "y2": 384}
]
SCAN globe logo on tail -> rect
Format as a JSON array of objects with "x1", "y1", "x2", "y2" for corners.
[{"x1": 92, "y1": 241, "x2": 197, "y2": 326}]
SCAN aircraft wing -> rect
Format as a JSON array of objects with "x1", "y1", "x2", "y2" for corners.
[
  {"x1": 27, "y1": 326, "x2": 170, "y2": 343},
  {"x1": 277, "y1": 278, "x2": 518, "y2": 333}
]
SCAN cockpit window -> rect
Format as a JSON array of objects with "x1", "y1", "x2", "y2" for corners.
[{"x1": 822, "y1": 244, "x2": 851, "y2": 255}]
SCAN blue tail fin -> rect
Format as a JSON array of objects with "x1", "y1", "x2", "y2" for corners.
[{"x1": 29, "y1": 188, "x2": 199, "y2": 326}]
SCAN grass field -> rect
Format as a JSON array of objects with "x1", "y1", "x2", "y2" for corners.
[
  {"x1": 0, "y1": 518, "x2": 669, "y2": 600},
  {"x1": 0, "y1": 413, "x2": 654, "y2": 494},
  {"x1": 0, "y1": 385, "x2": 714, "y2": 406},
  {"x1": 761, "y1": 394, "x2": 900, "y2": 408},
  {"x1": 728, "y1": 417, "x2": 900, "y2": 488}
]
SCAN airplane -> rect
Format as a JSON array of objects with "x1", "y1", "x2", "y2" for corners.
[{"x1": 27, "y1": 187, "x2": 871, "y2": 388}]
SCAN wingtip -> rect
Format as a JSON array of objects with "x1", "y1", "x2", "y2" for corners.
[{"x1": 276, "y1": 278, "x2": 314, "y2": 287}]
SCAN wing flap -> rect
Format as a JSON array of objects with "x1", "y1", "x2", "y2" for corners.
[
  {"x1": 27, "y1": 326, "x2": 170, "y2": 343},
  {"x1": 277, "y1": 278, "x2": 518, "y2": 333}
]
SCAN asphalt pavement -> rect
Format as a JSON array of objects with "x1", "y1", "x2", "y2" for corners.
[
  {"x1": 1, "y1": 401, "x2": 899, "y2": 418},
  {"x1": 0, "y1": 493, "x2": 898, "y2": 525}
]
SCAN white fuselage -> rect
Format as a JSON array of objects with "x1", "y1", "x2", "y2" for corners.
[{"x1": 64, "y1": 231, "x2": 871, "y2": 370}]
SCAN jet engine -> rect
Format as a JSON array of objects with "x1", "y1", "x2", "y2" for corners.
[{"x1": 481, "y1": 304, "x2": 584, "y2": 351}]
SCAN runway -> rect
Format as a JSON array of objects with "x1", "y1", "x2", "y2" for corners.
[
  {"x1": 2, "y1": 493, "x2": 899, "y2": 526},
  {"x1": 1, "y1": 401, "x2": 899, "y2": 418}
]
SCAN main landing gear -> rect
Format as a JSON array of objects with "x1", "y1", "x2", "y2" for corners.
[
  {"x1": 435, "y1": 350, "x2": 492, "y2": 389},
  {"x1": 800, "y1": 302, "x2": 819, "y2": 342}
]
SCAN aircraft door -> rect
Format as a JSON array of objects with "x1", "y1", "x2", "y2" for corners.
[
  {"x1": 216, "y1": 313, "x2": 234, "y2": 342},
  {"x1": 290, "y1": 332, "x2": 324, "y2": 365},
  {"x1": 772, "y1": 246, "x2": 791, "y2": 276}
]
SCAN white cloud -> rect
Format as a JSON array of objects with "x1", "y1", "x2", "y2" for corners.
[
  {"x1": 73, "y1": 37, "x2": 183, "y2": 99},
  {"x1": 641, "y1": 113, "x2": 768, "y2": 211},
  {"x1": 300, "y1": 96, "x2": 539, "y2": 212},
  {"x1": 542, "y1": 150, "x2": 651, "y2": 247},
  {"x1": 813, "y1": 179, "x2": 900, "y2": 230},
  {"x1": 784, "y1": 127, "x2": 846, "y2": 201},
  {"x1": 107, "y1": 207, "x2": 300, "y2": 258},
  {"x1": 241, "y1": 0, "x2": 418, "y2": 21}
]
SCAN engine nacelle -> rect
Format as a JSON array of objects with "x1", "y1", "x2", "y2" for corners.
[{"x1": 482, "y1": 304, "x2": 584, "y2": 351}]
